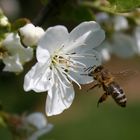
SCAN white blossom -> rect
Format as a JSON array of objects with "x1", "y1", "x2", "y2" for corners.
[
  {"x1": 24, "y1": 21, "x2": 105, "y2": 116},
  {"x1": 112, "y1": 33, "x2": 136, "y2": 58},
  {"x1": 134, "y1": 26, "x2": 140, "y2": 55},
  {"x1": 2, "y1": 33, "x2": 33, "y2": 72},
  {"x1": 0, "y1": 15, "x2": 9, "y2": 27},
  {"x1": 95, "y1": 12, "x2": 110, "y2": 23},
  {"x1": 25, "y1": 112, "x2": 53, "y2": 140},
  {"x1": 19, "y1": 23, "x2": 45, "y2": 46},
  {"x1": 113, "y1": 16, "x2": 129, "y2": 31}
]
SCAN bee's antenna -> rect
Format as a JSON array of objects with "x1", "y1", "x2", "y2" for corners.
[
  {"x1": 84, "y1": 65, "x2": 96, "y2": 72},
  {"x1": 80, "y1": 73, "x2": 88, "y2": 76}
]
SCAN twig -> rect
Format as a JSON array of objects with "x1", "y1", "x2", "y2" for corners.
[{"x1": 33, "y1": 0, "x2": 68, "y2": 26}]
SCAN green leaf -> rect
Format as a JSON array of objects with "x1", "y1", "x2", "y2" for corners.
[
  {"x1": 82, "y1": 0, "x2": 140, "y2": 14},
  {"x1": 107, "y1": 0, "x2": 140, "y2": 12}
]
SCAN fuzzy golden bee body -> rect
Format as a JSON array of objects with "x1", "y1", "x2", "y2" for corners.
[{"x1": 88, "y1": 65, "x2": 127, "y2": 107}]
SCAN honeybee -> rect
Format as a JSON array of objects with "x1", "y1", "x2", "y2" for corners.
[{"x1": 86, "y1": 65, "x2": 127, "y2": 107}]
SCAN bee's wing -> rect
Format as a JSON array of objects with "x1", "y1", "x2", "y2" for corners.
[{"x1": 112, "y1": 69, "x2": 138, "y2": 81}]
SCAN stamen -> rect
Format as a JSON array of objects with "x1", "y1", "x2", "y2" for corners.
[
  {"x1": 66, "y1": 52, "x2": 76, "y2": 55},
  {"x1": 61, "y1": 69, "x2": 81, "y2": 89},
  {"x1": 68, "y1": 53, "x2": 96, "y2": 58},
  {"x1": 52, "y1": 68, "x2": 69, "y2": 106},
  {"x1": 54, "y1": 68, "x2": 70, "y2": 89},
  {"x1": 69, "y1": 67, "x2": 79, "y2": 73},
  {"x1": 71, "y1": 59, "x2": 86, "y2": 68},
  {"x1": 50, "y1": 47, "x2": 95, "y2": 90},
  {"x1": 56, "y1": 66, "x2": 72, "y2": 85}
]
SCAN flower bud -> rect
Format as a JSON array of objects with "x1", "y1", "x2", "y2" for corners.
[
  {"x1": 0, "y1": 16, "x2": 9, "y2": 27},
  {"x1": 19, "y1": 23, "x2": 45, "y2": 46}
]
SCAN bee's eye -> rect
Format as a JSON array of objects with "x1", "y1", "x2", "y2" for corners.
[
  {"x1": 95, "y1": 68, "x2": 100, "y2": 72},
  {"x1": 88, "y1": 72, "x2": 93, "y2": 76},
  {"x1": 94, "y1": 75, "x2": 97, "y2": 80}
]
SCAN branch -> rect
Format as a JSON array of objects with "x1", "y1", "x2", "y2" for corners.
[{"x1": 33, "y1": 0, "x2": 68, "y2": 26}]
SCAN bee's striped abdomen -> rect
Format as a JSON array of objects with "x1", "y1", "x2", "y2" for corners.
[{"x1": 107, "y1": 82, "x2": 127, "y2": 107}]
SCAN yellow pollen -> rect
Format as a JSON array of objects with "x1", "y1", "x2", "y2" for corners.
[{"x1": 52, "y1": 55, "x2": 71, "y2": 70}]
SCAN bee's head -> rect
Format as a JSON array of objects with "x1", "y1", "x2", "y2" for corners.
[
  {"x1": 94, "y1": 65, "x2": 104, "y2": 73},
  {"x1": 88, "y1": 65, "x2": 103, "y2": 77},
  {"x1": 88, "y1": 65, "x2": 104, "y2": 80}
]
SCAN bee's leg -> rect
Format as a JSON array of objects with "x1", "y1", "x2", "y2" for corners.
[
  {"x1": 97, "y1": 93, "x2": 108, "y2": 107},
  {"x1": 87, "y1": 83, "x2": 99, "y2": 92}
]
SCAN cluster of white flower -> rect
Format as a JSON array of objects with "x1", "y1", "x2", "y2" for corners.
[
  {"x1": 23, "y1": 21, "x2": 105, "y2": 116},
  {"x1": 0, "y1": 14, "x2": 105, "y2": 117},
  {"x1": 1, "y1": 32, "x2": 33, "y2": 72},
  {"x1": 0, "y1": 22, "x2": 45, "y2": 72},
  {"x1": 95, "y1": 12, "x2": 140, "y2": 61}
]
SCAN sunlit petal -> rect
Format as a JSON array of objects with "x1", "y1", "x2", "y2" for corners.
[
  {"x1": 46, "y1": 72, "x2": 74, "y2": 116},
  {"x1": 38, "y1": 26, "x2": 69, "y2": 54},
  {"x1": 2, "y1": 33, "x2": 33, "y2": 72},
  {"x1": 24, "y1": 62, "x2": 53, "y2": 92},
  {"x1": 3, "y1": 54, "x2": 23, "y2": 72},
  {"x1": 19, "y1": 23, "x2": 45, "y2": 46},
  {"x1": 69, "y1": 21, "x2": 101, "y2": 41},
  {"x1": 36, "y1": 46, "x2": 50, "y2": 63},
  {"x1": 64, "y1": 22, "x2": 105, "y2": 53}
]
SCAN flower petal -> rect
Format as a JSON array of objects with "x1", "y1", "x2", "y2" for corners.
[
  {"x1": 64, "y1": 22, "x2": 105, "y2": 53},
  {"x1": 38, "y1": 26, "x2": 69, "y2": 55},
  {"x1": 113, "y1": 16, "x2": 128, "y2": 31},
  {"x1": 36, "y1": 45, "x2": 50, "y2": 63},
  {"x1": 83, "y1": 29, "x2": 105, "y2": 51},
  {"x1": 24, "y1": 62, "x2": 53, "y2": 92},
  {"x1": 46, "y1": 71, "x2": 74, "y2": 116},
  {"x1": 27, "y1": 124, "x2": 53, "y2": 140},
  {"x1": 3, "y1": 54, "x2": 23, "y2": 72},
  {"x1": 69, "y1": 21, "x2": 101, "y2": 41},
  {"x1": 95, "y1": 40, "x2": 112, "y2": 62},
  {"x1": 2, "y1": 33, "x2": 33, "y2": 63},
  {"x1": 18, "y1": 47, "x2": 33, "y2": 63},
  {"x1": 69, "y1": 50, "x2": 102, "y2": 84},
  {"x1": 112, "y1": 33, "x2": 136, "y2": 58},
  {"x1": 3, "y1": 33, "x2": 24, "y2": 54},
  {"x1": 26, "y1": 112, "x2": 48, "y2": 129},
  {"x1": 134, "y1": 26, "x2": 140, "y2": 54},
  {"x1": 19, "y1": 23, "x2": 45, "y2": 46}
]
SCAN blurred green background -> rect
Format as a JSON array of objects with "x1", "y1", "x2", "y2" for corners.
[{"x1": 0, "y1": 0, "x2": 140, "y2": 140}]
